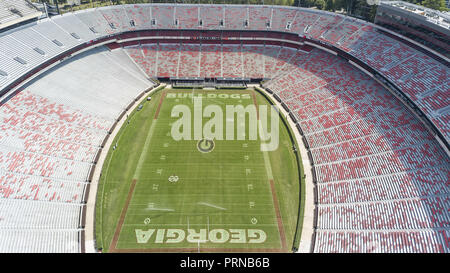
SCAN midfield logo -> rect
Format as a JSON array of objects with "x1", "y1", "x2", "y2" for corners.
[{"x1": 169, "y1": 96, "x2": 280, "y2": 151}]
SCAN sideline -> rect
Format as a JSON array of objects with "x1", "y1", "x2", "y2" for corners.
[
  {"x1": 84, "y1": 84, "x2": 166, "y2": 253},
  {"x1": 253, "y1": 91, "x2": 287, "y2": 251},
  {"x1": 250, "y1": 84, "x2": 315, "y2": 253}
]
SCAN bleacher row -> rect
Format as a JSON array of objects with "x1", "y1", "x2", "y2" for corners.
[
  {"x1": 0, "y1": 47, "x2": 153, "y2": 252},
  {"x1": 0, "y1": 0, "x2": 40, "y2": 26},
  {"x1": 263, "y1": 48, "x2": 450, "y2": 253},
  {"x1": 124, "y1": 43, "x2": 298, "y2": 79},
  {"x1": 0, "y1": 229, "x2": 81, "y2": 253},
  {"x1": 314, "y1": 229, "x2": 449, "y2": 253}
]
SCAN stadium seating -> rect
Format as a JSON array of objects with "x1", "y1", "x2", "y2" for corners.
[
  {"x1": 199, "y1": 44, "x2": 222, "y2": 78},
  {"x1": 0, "y1": 0, "x2": 40, "y2": 26},
  {"x1": 0, "y1": 3, "x2": 447, "y2": 253},
  {"x1": 224, "y1": 6, "x2": 247, "y2": 30},
  {"x1": 157, "y1": 43, "x2": 180, "y2": 78},
  {"x1": 262, "y1": 48, "x2": 449, "y2": 252},
  {"x1": 249, "y1": 6, "x2": 272, "y2": 30},
  {"x1": 178, "y1": 43, "x2": 200, "y2": 77},
  {"x1": 99, "y1": 7, "x2": 131, "y2": 33},
  {"x1": 242, "y1": 45, "x2": 265, "y2": 78},
  {"x1": 199, "y1": 5, "x2": 224, "y2": 29},
  {"x1": 222, "y1": 44, "x2": 244, "y2": 78},
  {"x1": 315, "y1": 229, "x2": 449, "y2": 253},
  {"x1": 0, "y1": 46, "x2": 153, "y2": 252},
  {"x1": 0, "y1": 229, "x2": 81, "y2": 253},
  {"x1": 152, "y1": 5, "x2": 175, "y2": 29},
  {"x1": 175, "y1": 5, "x2": 199, "y2": 29},
  {"x1": 124, "y1": 4, "x2": 152, "y2": 30},
  {"x1": 270, "y1": 7, "x2": 297, "y2": 31}
]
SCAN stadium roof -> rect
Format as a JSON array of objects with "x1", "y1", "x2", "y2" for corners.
[
  {"x1": 0, "y1": 0, "x2": 42, "y2": 30},
  {"x1": 380, "y1": 1, "x2": 450, "y2": 30}
]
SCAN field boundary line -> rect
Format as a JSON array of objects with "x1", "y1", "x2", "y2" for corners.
[
  {"x1": 270, "y1": 179, "x2": 288, "y2": 250},
  {"x1": 109, "y1": 179, "x2": 138, "y2": 252},
  {"x1": 110, "y1": 247, "x2": 285, "y2": 253},
  {"x1": 154, "y1": 91, "x2": 166, "y2": 119},
  {"x1": 251, "y1": 91, "x2": 260, "y2": 120},
  {"x1": 254, "y1": 90, "x2": 286, "y2": 251}
]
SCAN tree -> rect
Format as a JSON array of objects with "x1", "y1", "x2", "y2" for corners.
[
  {"x1": 325, "y1": 0, "x2": 335, "y2": 11},
  {"x1": 421, "y1": 0, "x2": 447, "y2": 11},
  {"x1": 402, "y1": 0, "x2": 448, "y2": 11}
]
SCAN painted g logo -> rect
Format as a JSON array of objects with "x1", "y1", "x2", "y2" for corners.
[{"x1": 197, "y1": 139, "x2": 215, "y2": 153}]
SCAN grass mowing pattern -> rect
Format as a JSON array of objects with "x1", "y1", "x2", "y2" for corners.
[{"x1": 95, "y1": 88, "x2": 301, "y2": 252}]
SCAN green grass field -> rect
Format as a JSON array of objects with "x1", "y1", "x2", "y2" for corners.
[{"x1": 95, "y1": 87, "x2": 303, "y2": 252}]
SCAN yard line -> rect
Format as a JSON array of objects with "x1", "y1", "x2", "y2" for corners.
[
  {"x1": 133, "y1": 120, "x2": 158, "y2": 180},
  {"x1": 109, "y1": 179, "x2": 138, "y2": 252},
  {"x1": 133, "y1": 92, "x2": 167, "y2": 180},
  {"x1": 145, "y1": 208, "x2": 175, "y2": 212},
  {"x1": 197, "y1": 202, "x2": 228, "y2": 210},
  {"x1": 153, "y1": 92, "x2": 166, "y2": 119},
  {"x1": 123, "y1": 223, "x2": 279, "y2": 227}
]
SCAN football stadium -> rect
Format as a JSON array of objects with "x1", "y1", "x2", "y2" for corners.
[{"x1": 0, "y1": 0, "x2": 448, "y2": 254}]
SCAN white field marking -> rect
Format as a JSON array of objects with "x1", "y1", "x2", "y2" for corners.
[
  {"x1": 120, "y1": 178, "x2": 266, "y2": 182},
  {"x1": 137, "y1": 162, "x2": 266, "y2": 166},
  {"x1": 133, "y1": 120, "x2": 158, "y2": 180},
  {"x1": 123, "y1": 223, "x2": 279, "y2": 227},
  {"x1": 145, "y1": 207, "x2": 175, "y2": 212},
  {"x1": 126, "y1": 212, "x2": 275, "y2": 217},
  {"x1": 258, "y1": 116, "x2": 286, "y2": 245},
  {"x1": 130, "y1": 195, "x2": 272, "y2": 200},
  {"x1": 123, "y1": 212, "x2": 277, "y2": 217},
  {"x1": 197, "y1": 202, "x2": 227, "y2": 211},
  {"x1": 129, "y1": 194, "x2": 273, "y2": 197},
  {"x1": 168, "y1": 175, "x2": 179, "y2": 183},
  {"x1": 258, "y1": 119, "x2": 274, "y2": 180},
  {"x1": 130, "y1": 202, "x2": 274, "y2": 207}
]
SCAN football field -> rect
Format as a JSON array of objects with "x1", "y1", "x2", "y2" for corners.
[{"x1": 95, "y1": 87, "x2": 303, "y2": 252}]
